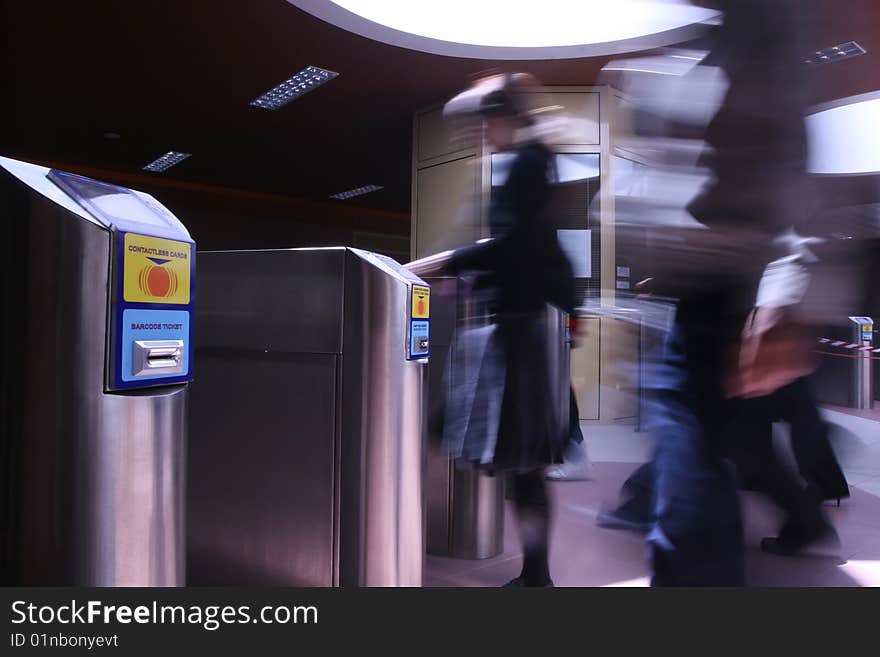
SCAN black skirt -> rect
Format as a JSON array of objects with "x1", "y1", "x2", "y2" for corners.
[
  {"x1": 442, "y1": 309, "x2": 565, "y2": 473},
  {"x1": 489, "y1": 311, "x2": 565, "y2": 473}
]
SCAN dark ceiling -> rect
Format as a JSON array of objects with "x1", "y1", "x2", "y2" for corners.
[{"x1": 2, "y1": 0, "x2": 879, "y2": 216}]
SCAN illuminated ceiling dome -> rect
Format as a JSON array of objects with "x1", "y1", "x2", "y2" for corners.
[{"x1": 289, "y1": 0, "x2": 720, "y2": 60}]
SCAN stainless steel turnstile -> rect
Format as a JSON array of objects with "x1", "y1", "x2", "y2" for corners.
[
  {"x1": 424, "y1": 276, "x2": 570, "y2": 560},
  {"x1": 850, "y1": 316, "x2": 875, "y2": 410},
  {"x1": 425, "y1": 277, "x2": 505, "y2": 560},
  {"x1": 0, "y1": 156, "x2": 194, "y2": 586},
  {"x1": 814, "y1": 316, "x2": 876, "y2": 409},
  {"x1": 187, "y1": 248, "x2": 428, "y2": 587}
]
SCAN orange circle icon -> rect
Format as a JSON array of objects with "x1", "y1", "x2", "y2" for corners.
[
  {"x1": 147, "y1": 266, "x2": 171, "y2": 297},
  {"x1": 138, "y1": 263, "x2": 179, "y2": 298}
]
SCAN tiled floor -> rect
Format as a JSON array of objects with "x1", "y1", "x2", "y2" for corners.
[
  {"x1": 425, "y1": 406, "x2": 880, "y2": 587},
  {"x1": 824, "y1": 403, "x2": 880, "y2": 423}
]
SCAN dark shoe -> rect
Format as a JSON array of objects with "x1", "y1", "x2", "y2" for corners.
[
  {"x1": 597, "y1": 507, "x2": 652, "y2": 534},
  {"x1": 760, "y1": 521, "x2": 840, "y2": 557},
  {"x1": 805, "y1": 482, "x2": 849, "y2": 506},
  {"x1": 503, "y1": 576, "x2": 554, "y2": 587}
]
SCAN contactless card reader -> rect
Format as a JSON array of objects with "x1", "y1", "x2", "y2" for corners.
[{"x1": 48, "y1": 170, "x2": 195, "y2": 390}]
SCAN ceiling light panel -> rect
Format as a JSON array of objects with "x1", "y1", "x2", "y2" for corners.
[
  {"x1": 290, "y1": 0, "x2": 719, "y2": 59},
  {"x1": 330, "y1": 184, "x2": 383, "y2": 200},
  {"x1": 804, "y1": 41, "x2": 866, "y2": 65},
  {"x1": 250, "y1": 66, "x2": 338, "y2": 110},
  {"x1": 143, "y1": 151, "x2": 191, "y2": 172}
]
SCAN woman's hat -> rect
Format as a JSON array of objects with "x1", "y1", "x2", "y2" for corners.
[{"x1": 443, "y1": 72, "x2": 543, "y2": 120}]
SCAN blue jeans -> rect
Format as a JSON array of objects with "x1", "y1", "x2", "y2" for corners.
[{"x1": 647, "y1": 301, "x2": 745, "y2": 586}]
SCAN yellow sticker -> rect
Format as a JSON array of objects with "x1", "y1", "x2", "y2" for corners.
[
  {"x1": 412, "y1": 285, "x2": 430, "y2": 319},
  {"x1": 123, "y1": 233, "x2": 191, "y2": 304}
]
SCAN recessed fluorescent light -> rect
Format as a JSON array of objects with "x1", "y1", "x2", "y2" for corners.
[
  {"x1": 143, "y1": 151, "x2": 191, "y2": 172},
  {"x1": 804, "y1": 41, "x2": 865, "y2": 65},
  {"x1": 807, "y1": 93, "x2": 880, "y2": 174},
  {"x1": 250, "y1": 66, "x2": 338, "y2": 110},
  {"x1": 330, "y1": 184, "x2": 383, "y2": 200}
]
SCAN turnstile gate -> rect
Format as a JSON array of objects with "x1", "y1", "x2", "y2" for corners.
[
  {"x1": 424, "y1": 275, "x2": 570, "y2": 560},
  {"x1": 188, "y1": 248, "x2": 429, "y2": 587},
  {"x1": 0, "y1": 156, "x2": 194, "y2": 586}
]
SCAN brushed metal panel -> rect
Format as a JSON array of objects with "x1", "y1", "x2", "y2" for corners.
[
  {"x1": 425, "y1": 342, "x2": 452, "y2": 556},
  {"x1": 188, "y1": 247, "x2": 426, "y2": 587},
  {"x1": 449, "y1": 463, "x2": 504, "y2": 560},
  {"x1": 339, "y1": 250, "x2": 425, "y2": 586},
  {"x1": 422, "y1": 276, "x2": 505, "y2": 560},
  {"x1": 423, "y1": 272, "x2": 456, "y2": 556},
  {"x1": 88, "y1": 387, "x2": 187, "y2": 586},
  {"x1": 547, "y1": 306, "x2": 571, "y2": 439},
  {"x1": 196, "y1": 249, "x2": 345, "y2": 354},
  {"x1": 187, "y1": 351, "x2": 338, "y2": 586},
  {"x1": 6, "y1": 176, "x2": 186, "y2": 586}
]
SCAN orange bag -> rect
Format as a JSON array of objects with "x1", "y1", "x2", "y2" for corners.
[{"x1": 725, "y1": 306, "x2": 819, "y2": 399}]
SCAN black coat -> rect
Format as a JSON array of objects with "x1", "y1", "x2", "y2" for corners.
[
  {"x1": 444, "y1": 140, "x2": 575, "y2": 472},
  {"x1": 446, "y1": 141, "x2": 576, "y2": 315}
]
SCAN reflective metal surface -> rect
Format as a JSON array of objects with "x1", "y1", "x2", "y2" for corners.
[
  {"x1": 195, "y1": 248, "x2": 345, "y2": 354},
  {"x1": 340, "y1": 251, "x2": 426, "y2": 586},
  {"x1": 423, "y1": 276, "x2": 505, "y2": 560},
  {"x1": 852, "y1": 317, "x2": 875, "y2": 410},
  {"x1": 188, "y1": 351, "x2": 338, "y2": 586},
  {"x1": 2, "y1": 166, "x2": 186, "y2": 585},
  {"x1": 189, "y1": 248, "x2": 426, "y2": 586},
  {"x1": 88, "y1": 387, "x2": 186, "y2": 585},
  {"x1": 546, "y1": 305, "x2": 571, "y2": 444},
  {"x1": 133, "y1": 340, "x2": 185, "y2": 376}
]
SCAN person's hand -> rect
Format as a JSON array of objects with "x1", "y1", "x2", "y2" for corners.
[
  {"x1": 634, "y1": 277, "x2": 654, "y2": 298},
  {"x1": 403, "y1": 249, "x2": 454, "y2": 277}
]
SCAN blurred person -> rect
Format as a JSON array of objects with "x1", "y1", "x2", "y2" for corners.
[
  {"x1": 429, "y1": 73, "x2": 576, "y2": 586},
  {"x1": 599, "y1": 379, "x2": 844, "y2": 556},
  {"x1": 599, "y1": 240, "x2": 849, "y2": 557},
  {"x1": 754, "y1": 379, "x2": 849, "y2": 506},
  {"x1": 725, "y1": 383, "x2": 841, "y2": 556},
  {"x1": 724, "y1": 234, "x2": 847, "y2": 554},
  {"x1": 599, "y1": 0, "x2": 816, "y2": 585}
]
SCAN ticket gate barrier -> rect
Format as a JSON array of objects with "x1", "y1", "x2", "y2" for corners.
[
  {"x1": 423, "y1": 275, "x2": 570, "y2": 560},
  {"x1": 187, "y1": 247, "x2": 428, "y2": 587},
  {"x1": 0, "y1": 156, "x2": 194, "y2": 586},
  {"x1": 850, "y1": 316, "x2": 875, "y2": 410},
  {"x1": 813, "y1": 316, "x2": 875, "y2": 410},
  {"x1": 424, "y1": 276, "x2": 504, "y2": 560}
]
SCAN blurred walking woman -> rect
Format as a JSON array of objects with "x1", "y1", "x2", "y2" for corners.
[{"x1": 440, "y1": 74, "x2": 575, "y2": 586}]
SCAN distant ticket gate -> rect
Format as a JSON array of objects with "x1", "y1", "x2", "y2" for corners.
[
  {"x1": 0, "y1": 156, "x2": 194, "y2": 586},
  {"x1": 188, "y1": 248, "x2": 429, "y2": 587},
  {"x1": 813, "y1": 316, "x2": 875, "y2": 410}
]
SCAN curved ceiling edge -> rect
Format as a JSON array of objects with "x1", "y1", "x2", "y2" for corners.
[{"x1": 288, "y1": 0, "x2": 717, "y2": 61}]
